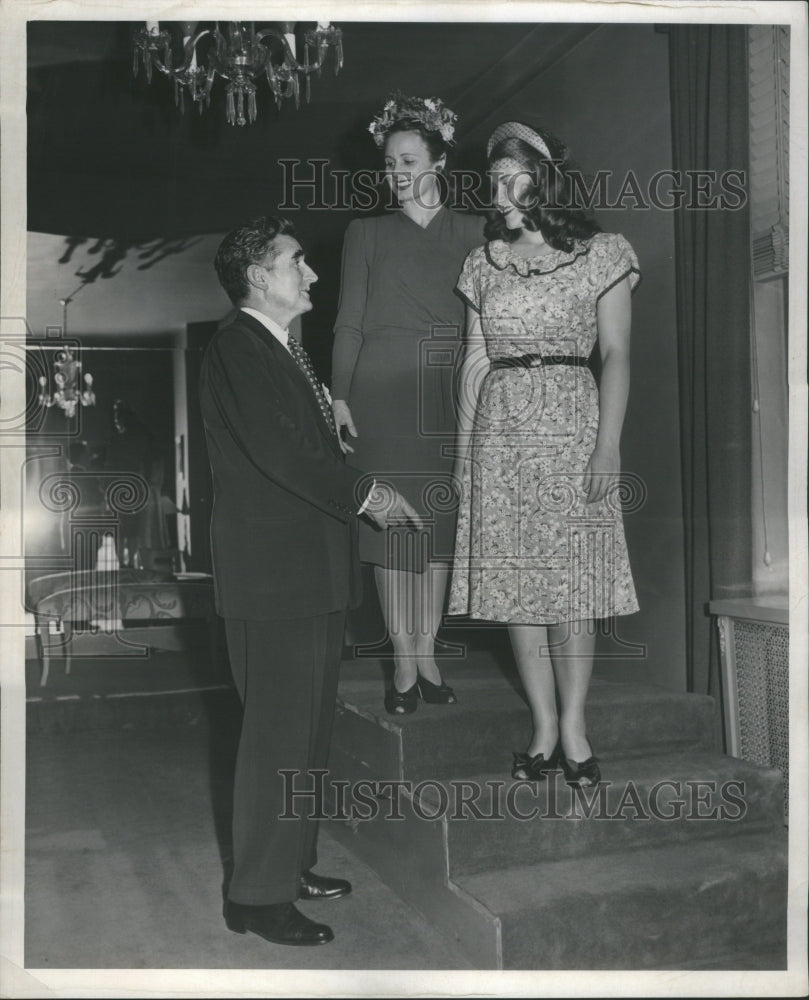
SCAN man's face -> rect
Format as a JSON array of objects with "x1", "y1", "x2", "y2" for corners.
[{"x1": 256, "y1": 235, "x2": 318, "y2": 321}]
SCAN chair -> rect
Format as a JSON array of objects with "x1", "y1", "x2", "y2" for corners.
[
  {"x1": 27, "y1": 568, "x2": 173, "y2": 611},
  {"x1": 35, "y1": 579, "x2": 218, "y2": 686}
]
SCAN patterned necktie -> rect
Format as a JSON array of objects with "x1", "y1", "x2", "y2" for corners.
[{"x1": 286, "y1": 336, "x2": 338, "y2": 438}]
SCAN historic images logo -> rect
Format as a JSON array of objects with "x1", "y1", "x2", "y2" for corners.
[
  {"x1": 278, "y1": 160, "x2": 748, "y2": 213},
  {"x1": 279, "y1": 770, "x2": 748, "y2": 823}
]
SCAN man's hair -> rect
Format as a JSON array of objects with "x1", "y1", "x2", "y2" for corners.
[{"x1": 214, "y1": 215, "x2": 296, "y2": 305}]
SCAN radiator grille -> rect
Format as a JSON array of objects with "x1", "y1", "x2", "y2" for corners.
[{"x1": 734, "y1": 620, "x2": 789, "y2": 813}]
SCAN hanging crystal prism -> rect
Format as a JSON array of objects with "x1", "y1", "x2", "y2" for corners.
[{"x1": 133, "y1": 20, "x2": 345, "y2": 126}]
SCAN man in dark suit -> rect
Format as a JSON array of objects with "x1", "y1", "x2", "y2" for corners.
[{"x1": 199, "y1": 215, "x2": 419, "y2": 947}]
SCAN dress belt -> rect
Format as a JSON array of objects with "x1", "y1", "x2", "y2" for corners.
[{"x1": 489, "y1": 353, "x2": 589, "y2": 371}]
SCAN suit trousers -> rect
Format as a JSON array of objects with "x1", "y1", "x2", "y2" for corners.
[{"x1": 224, "y1": 610, "x2": 346, "y2": 905}]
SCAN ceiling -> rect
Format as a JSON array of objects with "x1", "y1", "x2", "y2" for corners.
[
  {"x1": 26, "y1": 231, "x2": 232, "y2": 338},
  {"x1": 27, "y1": 20, "x2": 599, "y2": 239},
  {"x1": 25, "y1": 19, "x2": 601, "y2": 344}
]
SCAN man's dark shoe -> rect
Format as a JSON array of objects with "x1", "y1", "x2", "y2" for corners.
[
  {"x1": 298, "y1": 869, "x2": 352, "y2": 900},
  {"x1": 224, "y1": 900, "x2": 333, "y2": 945}
]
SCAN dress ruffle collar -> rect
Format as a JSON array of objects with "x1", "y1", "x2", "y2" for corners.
[{"x1": 485, "y1": 238, "x2": 591, "y2": 277}]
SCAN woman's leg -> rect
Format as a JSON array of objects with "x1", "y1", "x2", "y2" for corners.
[
  {"x1": 411, "y1": 561, "x2": 449, "y2": 684},
  {"x1": 547, "y1": 620, "x2": 597, "y2": 762},
  {"x1": 508, "y1": 624, "x2": 559, "y2": 758},
  {"x1": 374, "y1": 565, "x2": 419, "y2": 690},
  {"x1": 374, "y1": 563, "x2": 449, "y2": 689}
]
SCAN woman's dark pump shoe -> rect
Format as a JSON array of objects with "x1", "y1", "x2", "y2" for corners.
[
  {"x1": 561, "y1": 753, "x2": 601, "y2": 788},
  {"x1": 417, "y1": 675, "x2": 457, "y2": 704},
  {"x1": 511, "y1": 739, "x2": 562, "y2": 781},
  {"x1": 385, "y1": 681, "x2": 419, "y2": 715},
  {"x1": 224, "y1": 900, "x2": 333, "y2": 945}
]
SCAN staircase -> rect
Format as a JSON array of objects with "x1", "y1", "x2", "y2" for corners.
[{"x1": 326, "y1": 648, "x2": 788, "y2": 970}]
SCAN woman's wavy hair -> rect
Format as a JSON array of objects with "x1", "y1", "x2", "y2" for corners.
[
  {"x1": 484, "y1": 130, "x2": 601, "y2": 251},
  {"x1": 383, "y1": 120, "x2": 451, "y2": 163},
  {"x1": 381, "y1": 122, "x2": 454, "y2": 207}
]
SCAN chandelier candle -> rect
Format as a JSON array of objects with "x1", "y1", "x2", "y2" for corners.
[{"x1": 132, "y1": 20, "x2": 344, "y2": 125}]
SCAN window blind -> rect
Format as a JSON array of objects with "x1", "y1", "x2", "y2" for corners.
[{"x1": 749, "y1": 25, "x2": 789, "y2": 279}]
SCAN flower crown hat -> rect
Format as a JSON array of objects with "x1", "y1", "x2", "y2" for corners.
[{"x1": 368, "y1": 92, "x2": 457, "y2": 147}]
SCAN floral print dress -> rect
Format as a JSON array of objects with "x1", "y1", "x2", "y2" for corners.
[{"x1": 447, "y1": 233, "x2": 641, "y2": 625}]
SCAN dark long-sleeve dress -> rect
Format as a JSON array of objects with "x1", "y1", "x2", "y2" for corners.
[{"x1": 332, "y1": 208, "x2": 484, "y2": 570}]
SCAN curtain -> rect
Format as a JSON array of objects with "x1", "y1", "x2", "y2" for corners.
[{"x1": 668, "y1": 25, "x2": 752, "y2": 697}]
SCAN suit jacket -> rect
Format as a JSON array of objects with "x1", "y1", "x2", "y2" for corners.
[{"x1": 199, "y1": 310, "x2": 364, "y2": 620}]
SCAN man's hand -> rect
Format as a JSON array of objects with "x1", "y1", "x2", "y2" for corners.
[
  {"x1": 331, "y1": 399, "x2": 357, "y2": 455},
  {"x1": 362, "y1": 482, "x2": 424, "y2": 530}
]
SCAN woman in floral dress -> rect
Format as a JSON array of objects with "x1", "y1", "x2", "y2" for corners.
[{"x1": 448, "y1": 122, "x2": 641, "y2": 786}]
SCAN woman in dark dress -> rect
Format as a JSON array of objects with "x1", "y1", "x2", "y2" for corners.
[{"x1": 331, "y1": 94, "x2": 483, "y2": 714}]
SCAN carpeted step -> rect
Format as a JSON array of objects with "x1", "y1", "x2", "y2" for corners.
[
  {"x1": 334, "y1": 675, "x2": 715, "y2": 784},
  {"x1": 453, "y1": 830, "x2": 788, "y2": 970},
  {"x1": 411, "y1": 751, "x2": 785, "y2": 875},
  {"x1": 333, "y1": 659, "x2": 787, "y2": 972}
]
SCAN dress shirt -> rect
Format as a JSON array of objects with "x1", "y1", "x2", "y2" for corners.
[
  {"x1": 241, "y1": 306, "x2": 291, "y2": 351},
  {"x1": 239, "y1": 308, "x2": 374, "y2": 515}
]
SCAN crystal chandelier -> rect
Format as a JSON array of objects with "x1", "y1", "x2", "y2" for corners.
[
  {"x1": 37, "y1": 299, "x2": 96, "y2": 419},
  {"x1": 132, "y1": 20, "x2": 344, "y2": 126}
]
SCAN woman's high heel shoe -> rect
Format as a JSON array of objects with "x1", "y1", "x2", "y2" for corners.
[
  {"x1": 511, "y1": 739, "x2": 562, "y2": 781},
  {"x1": 561, "y1": 752, "x2": 601, "y2": 787},
  {"x1": 384, "y1": 682, "x2": 419, "y2": 716},
  {"x1": 417, "y1": 676, "x2": 457, "y2": 705}
]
